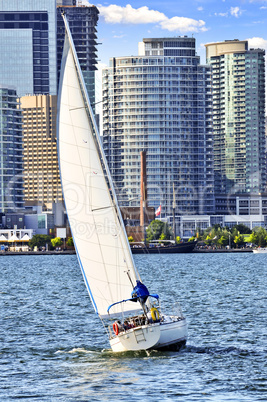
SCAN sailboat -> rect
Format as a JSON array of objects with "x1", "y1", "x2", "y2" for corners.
[{"x1": 57, "y1": 14, "x2": 188, "y2": 353}]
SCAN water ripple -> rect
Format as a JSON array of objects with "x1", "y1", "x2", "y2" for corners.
[{"x1": 0, "y1": 254, "x2": 266, "y2": 401}]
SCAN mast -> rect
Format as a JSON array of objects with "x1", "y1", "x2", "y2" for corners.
[
  {"x1": 172, "y1": 182, "x2": 176, "y2": 241},
  {"x1": 140, "y1": 151, "x2": 147, "y2": 244}
]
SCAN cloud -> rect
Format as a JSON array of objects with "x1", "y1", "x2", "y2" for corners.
[
  {"x1": 160, "y1": 17, "x2": 207, "y2": 33},
  {"x1": 160, "y1": 17, "x2": 207, "y2": 32},
  {"x1": 98, "y1": 4, "x2": 165, "y2": 24},
  {"x1": 214, "y1": 7, "x2": 245, "y2": 18},
  {"x1": 215, "y1": 12, "x2": 228, "y2": 17},
  {"x1": 113, "y1": 34, "x2": 127, "y2": 38},
  {"x1": 98, "y1": 4, "x2": 207, "y2": 33},
  {"x1": 230, "y1": 7, "x2": 243, "y2": 17},
  {"x1": 197, "y1": 6, "x2": 204, "y2": 11},
  {"x1": 247, "y1": 37, "x2": 267, "y2": 51}
]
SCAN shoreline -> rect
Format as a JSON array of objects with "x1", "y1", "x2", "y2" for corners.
[
  {"x1": 0, "y1": 248, "x2": 256, "y2": 255},
  {"x1": 0, "y1": 250, "x2": 76, "y2": 256},
  {"x1": 193, "y1": 248, "x2": 253, "y2": 253}
]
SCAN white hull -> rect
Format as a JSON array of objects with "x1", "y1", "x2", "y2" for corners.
[{"x1": 110, "y1": 317, "x2": 187, "y2": 352}]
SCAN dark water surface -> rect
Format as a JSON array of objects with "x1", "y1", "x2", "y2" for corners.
[{"x1": 1, "y1": 253, "x2": 266, "y2": 401}]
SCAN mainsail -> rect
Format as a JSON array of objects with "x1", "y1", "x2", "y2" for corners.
[{"x1": 57, "y1": 15, "x2": 140, "y2": 318}]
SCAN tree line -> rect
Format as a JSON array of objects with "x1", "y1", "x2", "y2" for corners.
[
  {"x1": 128, "y1": 220, "x2": 267, "y2": 248},
  {"x1": 31, "y1": 222, "x2": 267, "y2": 249},
  {"x1": 193, "y1": 223, "x2": 267, "y2": 248},
  {"x1": 28, "y1": 235, "x2": 74, "y2": 250}
]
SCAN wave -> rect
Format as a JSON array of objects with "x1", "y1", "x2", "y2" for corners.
[
  {"x1": 184, "y1": 344, "x2": 265, "y2": 356},
  {"x1": 55, "y1": 347, "x2": 102, "y2": 355}
]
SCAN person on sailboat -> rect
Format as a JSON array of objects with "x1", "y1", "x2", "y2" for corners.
[
  {"x1": 123, "y1": 321, "x2": 131, "y2": 331},
  {"x1": 131, "y1": 280, "x2": 150, "y2": 304}
]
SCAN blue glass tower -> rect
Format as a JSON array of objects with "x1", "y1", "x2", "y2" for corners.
[
  {"x1": 0, "y1": 86, "x2": 23, "y2": 212},
  {"x1": 57, "y1": 3, "x2": 99, "y2": 110},
  {"x1": 0, "y1": 0, "x2": 57, "y2": 97}
]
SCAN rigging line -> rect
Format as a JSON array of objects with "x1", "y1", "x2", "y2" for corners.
[
  {"x1": 126, "y1": 270, "x2": 135, "y2": 289},
  {"x1": 69, "y1": 100, "x2": 104, "y2": 111},
  {"x1": 92, "y1": 205, "x2": 114, "y2": 212}
]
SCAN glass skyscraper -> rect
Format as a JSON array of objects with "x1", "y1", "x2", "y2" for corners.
[
  {"x1": 206, "y1": 40, "x2": 266, "y2": 195},
  {"x1": 0, "y1": 86, "x2": 24, "y2": 212},
  {"x1": 57, "y1": 3, "x2": 99, "y2": 109},
  {"x1": 102, "y1": 37, "x2": 214, "y2": 217},
  {"x1": 0, "y1": 0, "x2": 57, "y2": 97}
]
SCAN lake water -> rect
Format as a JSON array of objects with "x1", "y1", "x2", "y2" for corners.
[{"x1": 1, "y1": 253, "x2": 266, "y2": 401}]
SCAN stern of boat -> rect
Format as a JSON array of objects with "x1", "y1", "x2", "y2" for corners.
[{"x1": 109, "y1": 323, "x2": 161, "y2": 352}]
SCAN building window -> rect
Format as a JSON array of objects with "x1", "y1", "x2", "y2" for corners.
[{"x1": 38, "y1": 215, "x2": 46, "y2": 229}]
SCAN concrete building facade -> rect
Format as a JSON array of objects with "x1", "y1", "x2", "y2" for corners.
[
  {"x1": 205, "y1": 40, "x2": 266, "y2": 196},
  {"x1": 21, "y1": 94, "x2": 62, "y2": 210},
  {"x1": 103, "y1": 37, "x2": 215, "y2": 217}
]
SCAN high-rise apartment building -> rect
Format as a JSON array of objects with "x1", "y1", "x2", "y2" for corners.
[
  {"x1": 205, "y1": 40, "x2": 266, "y2": 195},
  {"x1": 21, "y1": 95, "x2": 62, "y2": 209},
  {"x1": 103, "y1": 37, "x2": 214, "y2": 217},
  {"x1": 57, "y1": 3, "x2": 99, "y2": 108},
  {"x1": 0, "y1": 86, "x2": 24, "y2": 212},
  {"x1": 0, "y1": 0, "x2": 57, "y2": 97}
]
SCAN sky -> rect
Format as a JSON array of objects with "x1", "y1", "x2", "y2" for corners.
[{"x1": 81, "y1": 0, "x2": 267, "y2": 68}]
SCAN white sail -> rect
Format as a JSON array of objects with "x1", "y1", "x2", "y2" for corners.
[{"x1": 57, "y1": 16, "x2": 140, "y2": 318}]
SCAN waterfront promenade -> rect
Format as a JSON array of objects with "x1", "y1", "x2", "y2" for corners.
[
  {"x1": 0, "y1": 248, "x2": 254, "y2": 255},
  {"x1": 0, "y1": 250, "x2": 76, "y2": 256}
]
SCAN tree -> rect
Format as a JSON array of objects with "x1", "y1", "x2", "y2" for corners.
[
  {"x1": 66, "y1": 237, "x2": 74, "y2": 247},
  {"x1": 159, "y1": 232, "x2": 167, "y2": 241},
  {"x1": 188, "y1": 236, "x2": 195, "y2": 242},
  {"x1": 234, "y1": 234, "x2": 245, "y2": 248},
  {"x1": 232, "y1": 223, "x2": 251, "y2": 234},
  {"x1": 205, "y1": 235, "x2": 212, "y2": 246},
  {"x1": 217, "y1": 235, "x2": 228, "y2": 247},
  {"x1": 29, "y1": 235, "x2": 51, "y2": 249},
  {"x1": 146, "y1": 220, "x2": 172, "y2": 242},
  {"x1": 51, "y1": 237, "x2": 63, "y2": 248},
  {"x1": 252, "y1": 227, "x2": 267, "y2": 247},
  {"x1": 176, "y1": 236, "x2": 181, "y2": 244},
  {"x1": 202, "y1": 226, "x2": 222, "y2": 245},
  {"x1": 248, "y1": 232, "x2": 258, "y2": 245}
]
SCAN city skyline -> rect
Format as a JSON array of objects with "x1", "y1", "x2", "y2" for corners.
[{"x1": 0, "y1": 0, "x2": 266, "y2": 235}]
